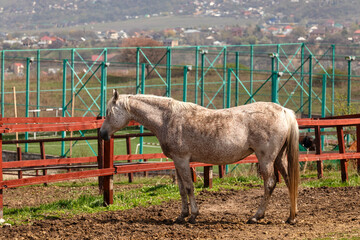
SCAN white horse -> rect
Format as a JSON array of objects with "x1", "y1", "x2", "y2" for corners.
[{"x1": 100, "y1": 90, "x2": 299, "y2": 224}]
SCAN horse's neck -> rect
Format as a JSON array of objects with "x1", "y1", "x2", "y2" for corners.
[{"x1": 128, "y1": 96, "x2": 171, "y2": 134}]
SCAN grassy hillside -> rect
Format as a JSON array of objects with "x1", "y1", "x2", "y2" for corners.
[{"x1": 0, "y1": 0, "x2": 359, "y2": 32}]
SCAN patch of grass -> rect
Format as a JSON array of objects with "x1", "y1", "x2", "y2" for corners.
[
  {"x1": 4, "y1": 193, "x2": 105, "y2": 225},
  {"x1": 301, "y1": 172, "x2": 360, "y2": 188},
  {"x1": 209, "y1": 175, "x2": 263, "y2": 191},
  {"x1": 2, "y1": 176, "x2": 181, "y2": 225}
]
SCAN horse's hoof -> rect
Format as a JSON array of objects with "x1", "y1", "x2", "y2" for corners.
[
  {"x1": 246, "y1": 217, "x2": 258, "y2": 224},
  {"x1": 174, "y1": 216, "x2": 186, "y2": 224},
  {"x1": 286, "y1": 218, "x2": 297, "y2": 225},
  {"x1": 188, "y1": 216, "x2": 196, "y2": 224}
]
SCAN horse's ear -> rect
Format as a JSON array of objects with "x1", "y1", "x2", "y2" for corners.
[{"x1": 113, "y1": 89, "x2": 119, "y2": 102}]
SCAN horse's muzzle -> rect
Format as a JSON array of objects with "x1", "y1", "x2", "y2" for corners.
[{"x1": 100, "y1": 129, "x2": 110, "y2": 141}]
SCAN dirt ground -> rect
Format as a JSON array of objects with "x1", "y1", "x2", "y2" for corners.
[{"x1": 1, "y1": 183, "x2": 360, "y2": 240}]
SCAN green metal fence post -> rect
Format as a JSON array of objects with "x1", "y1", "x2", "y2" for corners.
[
  {"x1": 100, "y1": 62, "x2": 105, "y2": 117},
  {"x1": 70, "y1": 49, "x2": 75, "y2": 116},
  {"x1": 223, "y1": 46, "x2": 227, "y2": 108},
  {"x1": 140, "y1": 63, "x2": 146, "y2": 155},
  {"x1": 250, "y1": 45, "x2": 254, "y2": 103},
  {"x1": 346, "y1": 56, "x2": 355, "y2": 144},
  {"x1": 183, "y1": 66, "x2": 189, "y2": 102},
  {"x1": 166, "y1": 48, "x2": 172, "y2": 97},
  {"x1": 235, "y1": 51, "x2": 239, "y2": 106},
  {"x1": 195, "y1": 47, "x2": 199, "y2": 104},
  {"x1": 276, "y1": 44, "x2": 280, "y2": 73},
  {"x1": 308, "y1": 55, "x2": 313, "y2": 118},
  {"x1": 227, "y1": 68, "x2": 232, "y2": 108},
  {"x1": 36, "y1": 50, "x2": 40, "y2": 117},
  {"x1": 270, "y1": 54, "x2": 278, "y2": 103},
  {"x1": 346, "y1": 56, "x2": 355, "y2": 114},
  {"x1": 1, "y1": 51, "x2": 4, "y2": 116},
  {"x1": 200, "y1": 50, "x2": 205, "y2": 106},
  {"x1": 103, "y1": 48, "x2": 108, "y2": 103},
  {"x1": 136, "y1": 47, "x2": 140, "y2": 94},
  {"x1": 25, "y1": 57, "x2": 31, "y2": 153},
  {"x1": 300, "y1": 43, "x2": 304, "y2": 114},
  {"x1": 141, "y1": 63, "x2": 146, "y2": 94},
  {"x1": 61, "y1": 59, "x2": 67, "y2": 157}
]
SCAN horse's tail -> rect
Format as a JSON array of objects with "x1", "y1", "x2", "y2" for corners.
[{"x1": 285, "y1": 109, "x2": 299, "y2": 221}]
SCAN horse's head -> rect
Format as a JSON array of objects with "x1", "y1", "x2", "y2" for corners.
[{"x1": 100, "y1": 89, "x2": 131, "y2": 140}]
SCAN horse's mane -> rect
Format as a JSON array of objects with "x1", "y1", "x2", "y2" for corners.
[
  {"x1": 114, "y1": 95, "x2": 131, "y2": 113},
  {"x1": 111, "y1": 94, "x2": 199, "y2": 116},
  {"x1": 127, "y1": 94, "x2": 199, "y2": 113}
]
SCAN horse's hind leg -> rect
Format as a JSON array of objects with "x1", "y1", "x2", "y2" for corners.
[
  {"x1": 247, "y1": 153, "x2": 278, "y2": 224},
  {"x1": 275, "y1": 151, "x2": 298, "y2": 222}
]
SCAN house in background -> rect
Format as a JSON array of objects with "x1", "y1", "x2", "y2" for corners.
[
  {"x1": 163, "y1": 39, "x2": 178, "y2": 47},
  {"x1": 11, "y1": 63, "x2": 24, "y2": 76},
  {"x1": 353, "y1": 29, "x2": 360, "y2": 42},
  {"x1": 40, "y1": 36, "x2": 53, "y2": 45}
]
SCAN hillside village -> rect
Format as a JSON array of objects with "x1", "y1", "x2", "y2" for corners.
[
  {"x1": 1, "y1": 19, "x2": 360, "y2": 50},
  {"x1": 0, "y1": 0, "x2": 359, "y2": 49}
]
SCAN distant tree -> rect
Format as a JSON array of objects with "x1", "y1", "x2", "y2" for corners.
[
  {"x1": 69, "y1": 30, "x2": 86, "y2": 39},
  {"x1": 325, "y1": 33, "x2": 347, "y2": 44},
  {"x1": 246, "y1": 36, "x2": 257, "y2": 45},
  {"x1": 244, "y1": 24, "x2": 255, "y2": 36},
  {"x1": 290, "y1": 26, "x2": 307, "y2": 38},
  {"x1": 230, "y1": 36, "x2": 243, "y2": 45},
  {"x1": 341, "y1": 27, "x2": 348, "y2": 37},
  {"x1": 120, "y1": 38, "x2": 166, "y2": 75}
]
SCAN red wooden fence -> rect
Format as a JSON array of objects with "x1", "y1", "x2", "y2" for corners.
[{"x1": 0, "y1": 114, "x2": 360, "y2": 219}]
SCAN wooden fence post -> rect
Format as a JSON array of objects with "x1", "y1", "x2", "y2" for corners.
[
  {"x1": 126, "y1": 136, "x2": 133, "y2": 183},
  {"x1": 315, "y1": 125, "x2": 323, "y2": 179},
  {"x1": 218, "y1": 165, "x2": 225, "y2": 178},
  {"x1": 97, "y1": 127, "x2": 104, "y2": 194},
  {"x1": 103, "y1": 136, "x2": 114, "y2": 206},
  {"x1": 204, "y1": 166, "x2": 213, "y2": 188},
  {"x1": 17, "y1": 146, "x2": 22, "y2": 179},
  {"x1": 143, "y1": 159, "x2": 148, "y2": 177},
  {"x1": 191, "y1": 167, "x2": 197, "y2": 182},
  {"x1": 40, "y1": 142, "x2": 47, "y2": 186},
  {"x1": 275, "y1": 168, "x2": 281, "y2": 183},
  {"x1": 357, "y1": 125, "x2": 360, "y2": 174},
  {"x1": 337, "y1": 126, "x2": 348, "y2": 182}
]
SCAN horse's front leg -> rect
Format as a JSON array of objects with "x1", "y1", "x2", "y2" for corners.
[
  {"x1": 174, "y1": 158, "x2": 199, "y2": 224},
  {"x1": 174, "y1": 169, "x2": 189, "y2": 223}
]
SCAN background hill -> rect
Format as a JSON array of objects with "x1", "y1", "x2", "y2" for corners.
[{"x1": 0, "y1": 0, "x2": 359, "y2": 32}]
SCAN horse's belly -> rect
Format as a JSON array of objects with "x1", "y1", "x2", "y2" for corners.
[{"x1": 189, "y1": 145, "x2": 253, "y2": 165}]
